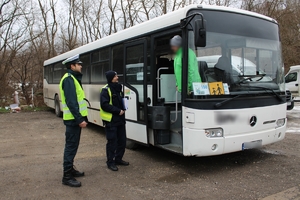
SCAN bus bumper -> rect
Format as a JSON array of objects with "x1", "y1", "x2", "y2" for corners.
[{"x1": 182, "y1": 125, "x2": 286, "y2": 157}]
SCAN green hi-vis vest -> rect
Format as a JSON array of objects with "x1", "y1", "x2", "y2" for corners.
[
  {"x1": 100, "y1": 84, "x2": 113, "y2": 122},
  {"x1": 59, "y1": 73, "x2": 88, "y2": 120}
]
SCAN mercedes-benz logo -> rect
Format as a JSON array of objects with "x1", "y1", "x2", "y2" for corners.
[{"x1": 250, "y1": 116, "x2": 257, "y2": 127}]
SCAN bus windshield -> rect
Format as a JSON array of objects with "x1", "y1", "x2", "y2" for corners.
[{"x1": 187, "y1": 10, "x2": 285, "y2": 97}]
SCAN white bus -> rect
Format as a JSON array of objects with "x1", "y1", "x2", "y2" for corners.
[{"x1": 44, "y1": 4, "x2": 286, "y2": 156}]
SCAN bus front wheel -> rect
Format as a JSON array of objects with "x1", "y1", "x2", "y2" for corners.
[
  {"x1": 126, "y1": 139, "x2": 139, "y2": 150},
  {"x1": 54, "y1": 96, "x2": 62, "y2": 117}
]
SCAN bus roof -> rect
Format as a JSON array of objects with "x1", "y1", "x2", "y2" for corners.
[{"x1": 44, "y1": 4, "x2": 276, "y2": 66}]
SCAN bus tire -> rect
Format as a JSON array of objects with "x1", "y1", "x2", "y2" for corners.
[
  {"x1": 54, "y1": 96, "x2": 62, "y2": 117},
  {"x1": 126, "y1": 139, "x2": 139, "y2": 150}
]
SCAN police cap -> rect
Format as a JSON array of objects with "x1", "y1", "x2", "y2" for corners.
[{"x1": 62, "y1": 54, "x2": 83, "y2": 65}]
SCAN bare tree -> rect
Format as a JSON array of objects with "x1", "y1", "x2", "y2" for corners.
[
  {"x1": 61, "y1": 0, "x2": 80, "y2": 51},
  {"x1": 107, "y1": 0, "x2": 119, "y2": 35},
  {"x1": 82, "y1": 0, "x2": 104, "y2": 41},
  {"x1": 10, "y1": 50, "x2": 33, "y2": 105},
  {"x1": 0, "y1": 0, "x2": 25, "y2": 100},
  {"x1": 120, "y1": 0, "x2": 129, "y2": 29},
  {"x1": 37, "y1": 0, "x2": 58, "y2": 58},
  {"x1": 141, "y1": 0, "x2": 155, "y2": 20},
  {"x1": 241, "y1": 0, "x2": 259, "y2": 11},
  {"x1": 208, "y1": 0, "x2": 236, "y2": 6},
  {"x1": 127, "y1": 0, "x2": 139, "y2": 27}
]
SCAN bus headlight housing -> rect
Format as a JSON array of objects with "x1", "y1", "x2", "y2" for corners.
[
  {"x1": 276, "y1": 118, "x2": 285, "y2": 128},
  {"x1": 205, "y1": 128, "x2": 223, "y2": 138}
]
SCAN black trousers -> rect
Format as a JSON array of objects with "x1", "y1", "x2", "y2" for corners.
[
  {"x1": 105, "y1": 124, "x2": 126, "y2": 165},
  {"x1": 63, "y1": 125, "x2": 81, "y2": 171}
]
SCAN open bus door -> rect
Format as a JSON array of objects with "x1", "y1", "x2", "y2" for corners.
[{"x1": 123, "y1": 39, "x2": 148, "y2": 145}]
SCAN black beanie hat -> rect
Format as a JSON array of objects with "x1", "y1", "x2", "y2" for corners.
[{"x1": 105, "y1": 70, "x2": 117, "y2": 83}]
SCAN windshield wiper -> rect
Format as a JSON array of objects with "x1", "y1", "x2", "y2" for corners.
[
  {"x1": 214, "y1": 95, "x2": 243, "y2": 108},
  {"x1": 214, "y1": 85, "x2": 284, "y2": 108},
  {"x1": 243, "y1": 85, "x2": 284, "y2": 102}
]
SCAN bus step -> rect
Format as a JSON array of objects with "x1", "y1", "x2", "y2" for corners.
[{"x1": 156, "y1": 144, "x2": 183, "y2": 154}]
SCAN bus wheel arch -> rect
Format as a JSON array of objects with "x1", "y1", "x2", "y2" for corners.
[{"x1": 54, "y1": 94, "x2": 62, "y2": 117}]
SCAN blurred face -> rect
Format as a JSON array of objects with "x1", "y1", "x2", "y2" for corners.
[
  {"x1": 111, "y1": 74, "x2": 119, "y2": 83},
  {"x1": 71, "y1": 63, "x2": 82, "y2": 73},
  {"x1": 171, "y1": 46, "x2": 180, "y2": 53}
]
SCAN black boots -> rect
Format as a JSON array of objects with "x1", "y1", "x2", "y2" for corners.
[
  {"x1": 62, "y1": 167, "x2": 83, "y2": 187},
  {"x1": 71, "y1": 166, "x2": 85, "y2": 177},
  {"x1": 107, "y1": 160, "x2": 129, "y2": 171},
  {"x1": 107, "y1": 164, "x2": 118, "y2": 171},
  {"x1": 115, "y1": 160, "x2": 129, "y2": 166}
]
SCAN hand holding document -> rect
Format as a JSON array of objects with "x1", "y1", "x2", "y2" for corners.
[{"x1": 123, "y1": 98, "x2": 128, "y2": 110}]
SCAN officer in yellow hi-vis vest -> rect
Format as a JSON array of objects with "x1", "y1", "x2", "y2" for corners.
[
  {"x1": 100, "y1": 71, "x2": 129, "y2": 171},
  {"x1": 59, "y1": 54, "x2": 88, "y2": 187}
]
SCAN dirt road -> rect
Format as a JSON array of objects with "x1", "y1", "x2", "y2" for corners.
[{"x1": 0, "y1": 107, "x2": 300, "y2": 200}]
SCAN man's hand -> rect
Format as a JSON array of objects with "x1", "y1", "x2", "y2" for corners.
[
  {"x1": 119, "y1": 110, "x2": 125, "y2": 116},
  {"x1": 79, "y1": 121, "x2": 88, "y2": 128}
]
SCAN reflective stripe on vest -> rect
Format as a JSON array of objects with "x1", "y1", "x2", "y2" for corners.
[
  {"x1": 100, "y1": 84, "x2": 113, "y2": 122},
  {"x1": 59, "y1": 73, "x2": 88, "y2": 120}
]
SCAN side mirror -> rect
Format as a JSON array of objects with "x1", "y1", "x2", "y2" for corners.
[{"x1": 194, "y1": 19, "x2": 206, "y2": 47}]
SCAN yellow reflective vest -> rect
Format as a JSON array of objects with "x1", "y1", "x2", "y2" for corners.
[
  {"x1": 59, "y1": 73, "x2": 88, "y2": 120},
  {"x1": 100, "y1": 84, "x2": 113, "y2": 122}
]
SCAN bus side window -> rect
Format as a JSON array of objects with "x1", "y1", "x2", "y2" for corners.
[
  {"x1": 112, "y1": 44, "x2": 124, "y2": 82},
  {"x1": 49, "y1": 65, "x2": 53, "y2": 84},
  {"x1": 91, "y1": 48, "x2": 110, "y2": 83},
  {"x1": 91, "y1": 62, "x2": 109, "y2": 83},
  {"x1": 53, "y1": 63, "x2": 63, "y2": 84},
  {"x1": 44, "y1": 65, "x2": 50, "y2": 83},
  {"x1": 91, "y1": 51, "x2": 100, "y2": 63},
  {"x1": 80, "y1": 53, "x2": 90, "y2": 84}
]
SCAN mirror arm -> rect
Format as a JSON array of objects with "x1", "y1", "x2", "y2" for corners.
[{"x1": 180, "y1": 13, "x2": 204, "y2": 29}]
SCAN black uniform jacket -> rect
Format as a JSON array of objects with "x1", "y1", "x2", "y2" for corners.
[
  {"x1": 100, "y1": 83, "x2": 125, "y2": 127},
  {"x1": 62, "y1": 69, "x2": 88, "y2": 126}
]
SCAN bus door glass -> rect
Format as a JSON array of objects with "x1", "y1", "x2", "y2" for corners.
[{"x1": 124, "y1": 39, "x2": 148, "y2": 144}]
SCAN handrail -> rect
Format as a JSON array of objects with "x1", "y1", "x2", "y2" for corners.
[
  {"x1": 171, "y1": 91, "x2": 178, "y2": 124},
  {"x1": 156, "y1": 67, "x2": 169, "y2": 98}
]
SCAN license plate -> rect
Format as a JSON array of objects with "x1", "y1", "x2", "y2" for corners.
[
  {"x1": 287, "y1": 102, "x2": 291, "y2": 106},
  {"x1": 242, "y1": 140, "x2": 262, "y2": 150}
]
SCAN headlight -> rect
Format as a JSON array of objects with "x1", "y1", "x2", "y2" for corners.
[
  {"x1": 205, "y1": 128, "x2": 223, "y2": 138},
  {"x1": 276, "y1": 118, "x2": 285, "y2": 128}
]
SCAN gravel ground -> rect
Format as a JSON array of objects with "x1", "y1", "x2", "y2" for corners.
[{"x1": 0, "y1": 106, "x2": 299, "y2": 200}]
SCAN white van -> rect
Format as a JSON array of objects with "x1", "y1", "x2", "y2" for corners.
[{"x1": 285, "y1": 65, "x2": 300, "y2": 96}]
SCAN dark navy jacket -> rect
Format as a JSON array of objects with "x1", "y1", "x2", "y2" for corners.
[
  {"x1": 62, "y1": 69, "x2": 88, "y2": 126},
  {"x1": 100, "y1": 83, "x2": 125, "y2": 127}
]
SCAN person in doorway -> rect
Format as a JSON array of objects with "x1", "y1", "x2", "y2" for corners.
[
  {"x1": 59, "y1": 54, "x2": 88, "y2": 187},
  {"x1": 170, "y1": 35, "x2": 201, "y2": 93},
  {"x1": 100, "y1": 70, "x2": 129, "y2": 171}
]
